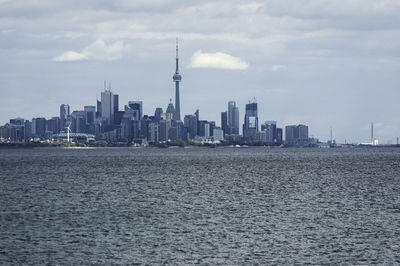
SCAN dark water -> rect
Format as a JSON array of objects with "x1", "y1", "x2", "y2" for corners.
[{"x1": 1, "y1": 147, "x2": 400, "y2": 265}]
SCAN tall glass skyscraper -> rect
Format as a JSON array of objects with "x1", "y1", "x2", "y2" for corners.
[
  {"x1": 243, "y1": 101, "x2": 258, "y2": 140},
  {"x1": 59, "y1": 104, "x2": 70, "y2": 131},
  {"x1": 101, "y1": 87, "x2": 114, "y2": 127},
  {"x1": 227, "y1": 101, "x2": 239, "y2": 135}
]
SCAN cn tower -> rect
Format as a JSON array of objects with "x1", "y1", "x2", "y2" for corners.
[{"x1": 172, "y1": 38, "x2": 182, "y2": 121}]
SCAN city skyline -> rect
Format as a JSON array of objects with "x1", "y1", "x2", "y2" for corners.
[{"x1": 1, "y1": 0, "x2": 400, "y2": 143}]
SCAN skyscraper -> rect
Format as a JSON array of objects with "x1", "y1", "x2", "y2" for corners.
[
  {"x1": 228, "y1": 101, "x2": 235, "y2": 134},
  {"x1": 243, "y1": 101, "x2": 258, "y2": 140},
  {"x1": 128, "y1": 101, "x2": 143, "y2": 120},
  {"x1": 114, "y1": 94, "x2": 119, "y2": 114},
  {"x1": 84, "y1": 106, "x2": 96, "y2": 125},
  {"x1": 166, "y1": 99, "x2": 175, "y2": 120},
  {"x1": 227, "y1": 101, "x2": 239, "y2": 135},
  {"x1": 172, "y1": 38, "x2": 182, "y2": 121},
  {"x1": 32, "y1": 117, "x2": 46, "y2": 138},
  {"x1": 184, "y1": 114, "x2": 197, "y2": 140},
  {"x1": 101, "y1": 84, "x2": 114, "y2": 127},
  {"x1": 233, "y1": 106, "x2": 239, "y2": 134},
  {"x1": 154, "y1": 107, "x2": 163, "y2": 122},
  {"x1": 60, "y1": 104, "x2": 70, "y2": 130},
  {"x1": 221, "y1": 111, "x2": 228, "y2": 135},
  {"x1": 262, "y1": 121, "x2": 277, "y2": 143}
]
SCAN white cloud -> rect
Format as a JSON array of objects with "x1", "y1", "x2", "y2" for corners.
[
  {"x1": 271, "y1": 65, "x2": 287, "y2": 71},
  {"x1": 53, "y1": 51, "x2": 88, "y2": 62},
  {"x1": 83, "y1": 39, "x2": 125, "y2": 60},
  {"x1": 53, "y1": 39, "x2": 125, "y2": 62},
  {"x1": 189, "y1": 50, "x2": 249, "y2": 70}
]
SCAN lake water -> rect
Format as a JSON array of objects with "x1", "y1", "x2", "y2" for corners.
[{"x1": 0, "y1": 147, "x2": 400, "y2": 264}]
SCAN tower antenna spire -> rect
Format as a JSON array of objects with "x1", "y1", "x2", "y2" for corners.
[{"x1": 176, "y1": 37, "x2": 178, "y2": 59}]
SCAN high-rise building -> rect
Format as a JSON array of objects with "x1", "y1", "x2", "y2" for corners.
[
  {"x1": 243, "y1": 101, "x2": 258, "y2": 140},
  {"x1": 60, "y1": 104, "x2": 70, "y2": 131},
  {"x1": 298, "y1": 124, "x2": 308, "y2": 140},
  {"x1": 276, "y1": 128, "x2": 283, "y2": 145},
  {"x1": 128, "y1": 101, "x2": 143, "y2": 120},
  {"x1": 209, "y1": 121, "x2": 216, "y2": 137},
  {"x1": 70, "y1": 111, "x2": 86, "y2": 133},
  {"x1": 159, "y1": 119, "x2": 171, "y2": 141},
  {"x1": 96, "y1": 99, "x2": 102, "y2": 118},
  {"x1": 24, "y1": 120, "x2": 32, "y2": 140},
  {"x1": 194, "y1": 109, "x2": 199, "y2": 135},
  {"x1": 221, "y1": 111, "x2": 228, "y2": 135},
  {"x1": 46, "y1": 117, "x2": 60, "y2": 134},
  {"x1": 262, "y1": 121, "x2": 277, "y2": 143},
  {"x1": 166, "y1": 100, "x2": 175, "y2": 120},
  {"x1": 198, "y1": 120, "x2": 209, "y2": 137},
  {"x1": 204, "y1": 123, "x2": 210, "y2": 139},
  {"x1": 84, "y1": 106, "x2": 96, "y2": 125},
  {"x1": 84, "y1": 106, "x2": 96, "y2": 134},
  {"x1": 213, "y1": 127, "x2": 224, "y2": 141},
  {"x1": 32, "y1": 117, "x2": 46, "y2": 138},
  {"x1": 148, "y1": 122, "x2": 159, "y2": 142},
  {"x1": 285, "y1": 125, "x2": 296, "y2": 143},
  {"x1": 285, "y1": 124, "x2": 309, "y2": 146},
  {"x1": 114, "y1": 95, "x2": 119, "y2": 114},
  {"x1": 227, "y1": 101, "x2": 239, "y2": 135},
  {"x1": 101, "y1": 85, "x2": 114, "y2": 127},
  {"x1": 154, "y1": 108, "x2": 163, "y2": 122},
  {"x1": 172, "y1": 38, "x2": 182, "y2": 121},
  {"x1": 228, "y1": 101, "x2": 235, "y2": 131},
  {"x1": 8, "y1": 118, "x2": 25, "y2": 142},
  {"x1": 233, "y1": 106, "x2": 239, "y2": 134},
  {"x1": 184, "y1": 114, "x2": 197, "y2": 139}
]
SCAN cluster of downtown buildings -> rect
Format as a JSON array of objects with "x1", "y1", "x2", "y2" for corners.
[{"x1": 0, "y1": 41, "x2": 313, "y2": 146}]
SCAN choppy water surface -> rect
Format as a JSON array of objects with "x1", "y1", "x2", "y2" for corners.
[{"x1": 1, "y1": 147, "x2": 400, "y2": 264}]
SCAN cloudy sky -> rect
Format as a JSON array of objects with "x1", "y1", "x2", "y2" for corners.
[{"x1": 1, "y1": 0, "x2": 400, "y2": 143}]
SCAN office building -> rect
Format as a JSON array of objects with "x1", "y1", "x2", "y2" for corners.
[
  {"x1": 96, "y1": 99, "x2": 102, "y2": 118},
  {"x1": 243, "y1": 101, "x2": 258, "y2": 140},
  {"x1": 60, "y1": 104, "x2": 70, "y2": 131},
  {"x1": 70, "y1": 111, "x2": 86, "y2": 133},
  {"x1": 261, "y1": 121, "x2": 277, "y2": 143},
  {"x1": 128, "y1": 101, "x2": 143, "y2": 120},
  {"x1": 32, "y1": 117, "x2": 46, "y2": 138},
  {"x1": 101, "y1": 86, "x2": 114, "y2": 127},
  {"x1": 285, "y1": 124, "x2": 309, "y2": 146},
  {"x1": 221, "y1": 111, "x2": 228, "y2": 135},
  {"x1": 148, "y1": 122, "x2": 159, "y2": 142},
  {"x1": 166, "y1": 100, "x2": 175, "y2": 120},
  {"x1": 154, "y1": 108, "x2": 163, "y2": 122},
  {"x1": 227, "y1": 101, "x2": 239, "y2": 135},
  {"x1": 84, "y1": 106, "x2": 96, "y2": 126},
  {"x1": 184, "y1": 114, "x2": 197, "y2": 140},
  {"x1": 213, "y1": 127, "x2": 224, "y2": 141},
  {"x1": 276, "y1": 128, "x2": 283, "y2": 145},
  {"x1": 8, "y1": 118, "x2": 25, "y2": 142},
  {"x1": 46, "y1": 117, "x2": 60, "y2": 134}
]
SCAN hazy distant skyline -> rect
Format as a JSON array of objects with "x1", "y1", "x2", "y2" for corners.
[{"x1": 1, "y1": 0, "x2": 400, "y2": 143}]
